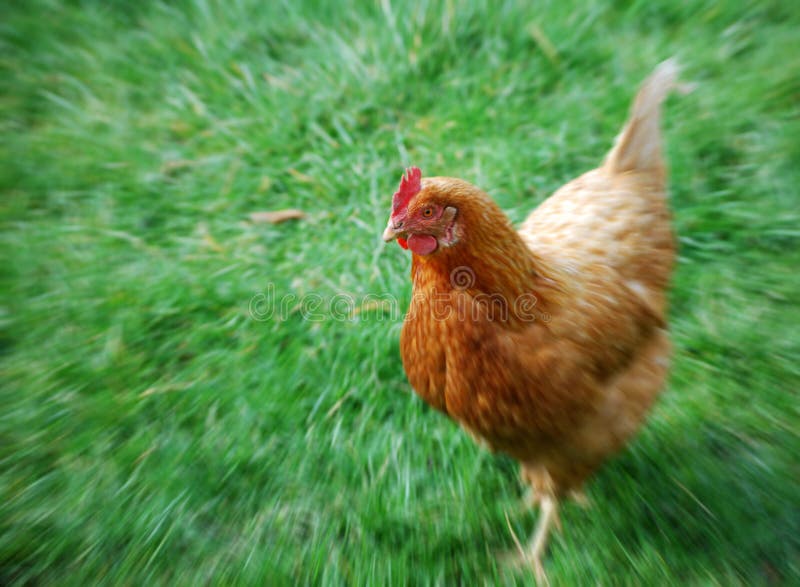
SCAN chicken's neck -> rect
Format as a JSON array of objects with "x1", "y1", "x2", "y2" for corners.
[{"x1": 411, "y1": 215, "x2": 555, "y2": 327}]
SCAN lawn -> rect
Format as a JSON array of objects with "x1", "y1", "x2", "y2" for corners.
[{"x1": 1, "y1": 0, "x2": 798, "y2": 584}]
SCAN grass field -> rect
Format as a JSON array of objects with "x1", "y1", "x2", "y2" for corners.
[{"x1": 2, "y1": 0, "x2": 799, "y2": 584}]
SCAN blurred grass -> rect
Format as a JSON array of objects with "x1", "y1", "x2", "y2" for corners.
[{"x1": 1, "y1": 0, "x2": 799, "y2": 584}]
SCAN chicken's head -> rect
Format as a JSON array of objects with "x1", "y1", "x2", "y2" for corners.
[{"x1": 382, "y1": 167, "x2": 459, "y2": 256}]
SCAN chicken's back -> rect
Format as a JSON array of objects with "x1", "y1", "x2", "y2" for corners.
[{"x1": 520, "y1": 169, "x2": 674, "y2": 317}]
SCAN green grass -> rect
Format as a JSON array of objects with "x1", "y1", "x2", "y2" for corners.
[{"x1": 2, "y1": 0, "x2": 799, "y2": 584}]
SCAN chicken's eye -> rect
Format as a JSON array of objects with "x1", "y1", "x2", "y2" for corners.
[{"x1": 422, "y1": 207, "x2": 434, "y2": 218}]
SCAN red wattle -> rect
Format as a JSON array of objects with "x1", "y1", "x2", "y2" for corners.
[
  {"x1": 407, "y1": 234, "x2": 438, "y2": 255},
  {"x1": 397, "y1": 237, "x2": 409, "y2": 249}
]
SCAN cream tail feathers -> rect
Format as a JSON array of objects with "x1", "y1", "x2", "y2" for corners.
[{"x1": 603, "y1": 59, "x2": 687, "y2": 176}]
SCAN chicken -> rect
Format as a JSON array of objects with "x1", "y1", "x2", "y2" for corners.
[{"x1": 382, "y1": 60, "x2": 681, "y2": 581}]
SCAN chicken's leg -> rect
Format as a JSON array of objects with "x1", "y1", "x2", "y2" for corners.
[{"x1": 526, "y1": 495, "x2": 558, "y2": 585}]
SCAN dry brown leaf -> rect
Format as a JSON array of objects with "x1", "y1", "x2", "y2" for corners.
[{"x1": 249, "y1": 209, "x2": 306, "y2": 224}]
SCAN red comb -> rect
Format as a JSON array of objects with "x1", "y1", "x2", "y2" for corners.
[{"x1": 392, "y1": 167, "x2": 421, "y2": 214}]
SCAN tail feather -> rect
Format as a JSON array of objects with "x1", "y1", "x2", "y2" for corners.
[{"x1": 604, "y1": 59, "x2": 681, "y2": 175}]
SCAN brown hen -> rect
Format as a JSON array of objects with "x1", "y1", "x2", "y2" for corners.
[{"x1": 383, "y1": 60, "x2": 681, "y2": 580}]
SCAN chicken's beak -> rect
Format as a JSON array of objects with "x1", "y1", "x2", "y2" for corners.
[{"x1": 382, "y1": 221, "x2": 401, "y2": 242}]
